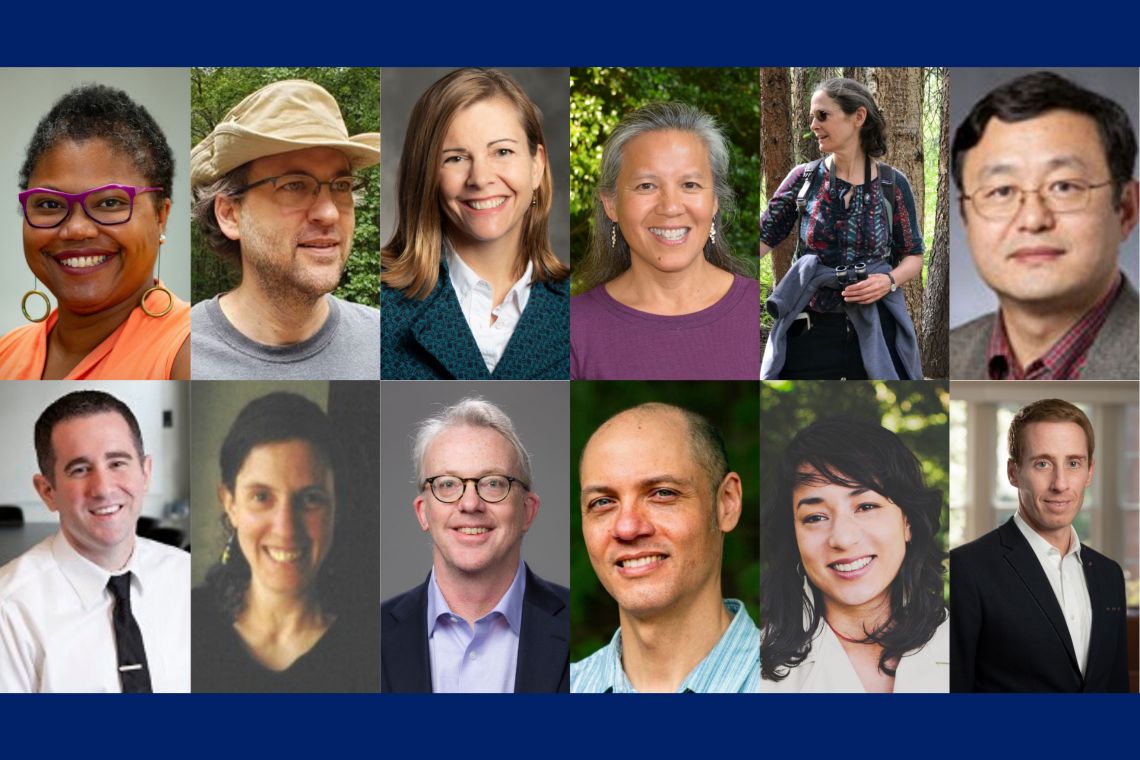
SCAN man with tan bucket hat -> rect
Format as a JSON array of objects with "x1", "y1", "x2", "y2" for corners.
[{"x1": 190, "y1": 78, "x2": 380, "y2": 379}]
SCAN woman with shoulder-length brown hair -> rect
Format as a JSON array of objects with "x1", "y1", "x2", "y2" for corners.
[{"x1": 381, "y1": 68, "x2": 570, "y2": 380}]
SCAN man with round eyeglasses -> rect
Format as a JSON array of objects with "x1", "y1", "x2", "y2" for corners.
[
  {"x1": 950, "y1": 70, "x2": 1139, "y2": 380},
  {"x1": 189, "y1": 78, "x2": 380, "y2": 379},
  {"x1": 381, "y1": 397, "x2": 569, "y2": 693}
]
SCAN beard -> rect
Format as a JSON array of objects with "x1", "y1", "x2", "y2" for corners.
[{"x1": 238, "y1": 213, "x2": 349, "y2": 309}]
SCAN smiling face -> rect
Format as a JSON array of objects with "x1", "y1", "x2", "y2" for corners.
[
  {"x1": 960, "y1": 110, "x2": 1139, "y2": 311},
  {"x1": 603, "y1": 129, "x2": 718, "y2": 276},
  {"x1": 1007, "y1": 420, "x2": 1094, "y2": 547},
  {"x1": 437, "y1": 97, "x2": 545, "y2": 254},
  {"x1": 222, "y1": 439, "x2": 336, "y2": 600},
  {"x1": 792, "y1": 466, "x2": 911, "y2": 618},
  {"x1": 33, "y1": 412, "x2": 150, "y2": 571},
  {"x1": 23, "y1": 138, "x2": 170, "y2": 316},
  {"x1": 217, "y1": 146, "x2": 355, "y2": 302},
  {"x1": 415, "y1": 425, "x2": 539, "y2": 585},
  {"x1": 810, "y1": 91, "x2": 864, "y2": 156},
  {"x1": 579, "y1": 408, "x2": 738, "y2": 621}
]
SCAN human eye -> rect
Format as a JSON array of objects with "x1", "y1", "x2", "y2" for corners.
[
  {"x1": 495, "y1": 147, "x2": 515, "y2": 157},
  {"x1": 855, "y1": 501, "x2": 882, "y2": 513},
  {"x1": 585, "y1": 496, "x2": 615, "y2": 511},
  {"x1": 330, "y1": 178, "x2": 356, "y2": 194},
  {"x1": 1047, "y1": 178, "x2": 1087, "y2": 197},
  {"x1": 277, "y1": 176, "x2": 312, "y2": 194},
  {"x1": 649, "y1": 487, "x2": 679, "y2": 501},
  {"x1": 1032, "y1": 460, "x2": 1051, "y2": 470},
  {"x1": 442, "y1": 153, "x2": 466, "y2": 166},
  {"x1": 1066, "y1": 459, "x2": 1084, "y2": 469},
  {"x1": 681, "y1": 181, "x2": 703, "y2": 190},
  {"x1": 66, "y1": 464, "x2": 90, "y2": 478},
  {"x1": 982, "y1": 184, "x2": 1017, "y2": 200},
  {"x1": 801, "y1": 513, "x2": 827, "y2": 525},
  {"x1": 481, "y1": 475, "x2": 508, "y2": 489},
  {"x1": 634, "y1": 182, "x2": 656, "y2": 191},
  {"x1": 435, "y1": 476, "x2": 461, "y2": 491},
  {"x1": 298, "y1": 490, "x2": 331, "y2": 510}
]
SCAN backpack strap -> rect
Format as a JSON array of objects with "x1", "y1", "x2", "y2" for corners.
[
  {"x1": 792, "y1": 158, "x2": 825, "y2": 261},
  {"x1": 876, "y1": 162, "x2": 898, "y2": 265}
]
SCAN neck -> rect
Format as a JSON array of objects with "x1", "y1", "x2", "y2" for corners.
[
  {"x1": 449, "y1": 231, "x2": 526, "y2": 308},
  {"x1": 433, "y1": 554, "x2": 520, "y2": 624},
  {"x1": 46, "y1": 280, "x2": 150, "y2": 377},
  {"x1": 607, "y1": 257, "x2": 732, "y2": 316},
  {"x1": 822, "y1": 592, "x2": 891, "y2": 642},
  {"x1": 830, "y1": 147, "x2": 866, "y2": 182},
  {"x1": 999, "y1": 274, "x2": 1117, "y2": 365},
  {"x1": 220, "y1": 282, "x2": 330, "y2": 346},
  {"x1": 242, "y1": 582, "x2": 323, "y2": 635},
  {"x1": 617, "y1": 587, "x2": 731, "y2": 693},
  {"x1": 1021, "y1": 510, "x2": 1074, "y2": 553}
]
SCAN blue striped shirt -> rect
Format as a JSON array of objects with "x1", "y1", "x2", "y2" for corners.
[{"x1": 570, "y1": 599, "x2": 759, "y2": 693}]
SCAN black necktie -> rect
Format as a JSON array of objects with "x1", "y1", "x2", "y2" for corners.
[{"x1": 107, "y1": 573, "x2": 153, "y2": 693}]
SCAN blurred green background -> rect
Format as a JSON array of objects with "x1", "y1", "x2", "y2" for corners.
[
  {"x1": 569, "y1": 67, "x2": 760, "y2": 294},
  {"x1": 759, "y1": 381, "x2": 950, "y2": 602},
  {"x1": 570, "y1": 381, "x2": 759, "y2": 662}
]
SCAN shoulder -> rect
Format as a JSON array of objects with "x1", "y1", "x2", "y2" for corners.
[
  {"x1": 950, "y1": 312, "x2": 995, "y2": 374},
  {"x1": 137, "y1": 537, "x2": 191, "y2": 576},
  {"x1": 1080, "y1": 543, "x2": 1125, "y2": 579},
  {"x1": 525, "y1": 566, "x2": 570, "y2": 609},
  {"x1": 331, "y1": 296, "x2": 381, "y2": 325},
  {"x1": 569, "y1": 637, "x2": 616, "y2": 693},
  {"x1": 0, "y1": 536, "x2": 57, "y2": 602},
  {"x1": 0, "y1": 322, "x2": 42, "y2": 349},
  {"x1": 950, "y1": 526, "x2": 1004, "y2": 569},
  {"x1": 381, "y1": 580, "x2": 428, "y2": 622}
]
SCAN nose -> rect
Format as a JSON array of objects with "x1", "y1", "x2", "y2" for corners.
[
  {"x1": 827, "y1": 510, "x2": 861, "y2": 550},
  {"x1": 86, "y1": 465, "x2": 111, "y2": 499},
  {"x1": 466, "y1": 154, "x2": 494, "y2": 188},
  {"x1": 655, "y1": 185, "x2": 682, "y2": 215},
  {"x1": 612, "y1": 499, "x2": 654, "y2": 541},
  {"x1": 306, "y1": 183, "x2": 342, "y2": 225},
  {"x1": 57, "y1": 201, "x2": 98, "y2": 240},
  {"x1": 1049, "y1": 465, "x2": 1071, "y2": 492},
  {"x1": 271, "y1": 501, "x2": 300, "y2": 539},
  {"x1": 455, "y1": 480, "x2": 484, "y2": 513},
  {"x1": 1015, "y1": 188, "x2": 1056, "y2": 232}
]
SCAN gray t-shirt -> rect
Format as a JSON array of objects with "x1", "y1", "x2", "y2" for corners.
[{"x1": 191, "y1": 294, "x2": 379, "y2": 379}]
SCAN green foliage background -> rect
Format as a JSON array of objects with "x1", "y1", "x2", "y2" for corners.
[
  {"x1": 759, "y1": 381, "x2": 951, "y2": 602},
  {"x1": 569, "y1": 68, "x2": 760, "y2": 294},
  {"x1": 189, "y1": 67, "x2": 379, "y2": 307},
  {"x1": 569, "y1": 382, "x2": 760, "y2": 662}
]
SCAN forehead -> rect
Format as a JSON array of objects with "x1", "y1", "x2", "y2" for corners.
[
  {"x1": 620, "y1": 130, "x2": 711, "y2": 176},
  {"x1": 963, "y1": 110, "x2": 1109, "y2": 180},
  {"x1": 581, "y1": 410, "x2": 696, "y2": 482},
  {"x1": 51, "y1": 412, "x2": 136, "y2": 458},
  {"x1": 446, "y1": 97, "x2": 526, "y2": 139},
  {"x1": 1019, "y1": 420, "x2": 1090, "y2": 458},
  {"x1": 248, "y1": 146, "x2": 351, "y2": 178},
  {"x1": 810, "y1": 91, "x2": 841, "y2": 111},
  {"x1": 424, "y1": 425, "x2": 517, "y2": 472},
  {"x1": 29, "y1": 138, "x2": 146, "y2": 187},
  {"x1": 236, "y1": 439, "x2": 330, "y2": 482}
]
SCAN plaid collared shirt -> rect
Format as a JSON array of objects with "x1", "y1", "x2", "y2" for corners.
[{"x1": 986, "y1": 274, "x2": 1124, "y2": 380}]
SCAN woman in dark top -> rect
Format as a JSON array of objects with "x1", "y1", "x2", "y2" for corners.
[
  {"x1": 192, "y1": 392, "x2": 377, "y2": 692},
  {"x1": 759, "y1": 78, "x2": 925, "y2": 380}
]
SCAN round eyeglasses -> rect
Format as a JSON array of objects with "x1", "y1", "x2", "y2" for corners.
[
  {"x1": 19, "y1": 184, "x2": 163, "y2": 229},
  {"x1": 232, "y1": 173, "x2": 364, "y2": 211},
  {"x1": 423, "y1": 474, "x2": 528, "y2": 504},
  {"x1": 961, "y1": 179, "x2": 1114, "y2": 221}
]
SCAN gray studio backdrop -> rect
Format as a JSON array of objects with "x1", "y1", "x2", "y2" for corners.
[
  {"x1": 949, "y1": 67, "x2": 1140, "y2": 328},
  {"x1": 379, "y1": 68, "x2": 570, "y2": 264},
  {"x1": 0, "y1": 68, "x2": 191, "y2": 335},
  {"x1": 380, "y1": 381, "x2": 570, "y2": 598}
]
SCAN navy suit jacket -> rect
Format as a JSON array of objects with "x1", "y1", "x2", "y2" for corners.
[
  {"x1": 950, "y1": 517, "x2": 1130, "y2": 692},
  {"x1": 380, "y1": 565, "x2": 570, "y2": 693},
  {"x1": 381, "y1": 261, "x2": 570, "y2": 379}
]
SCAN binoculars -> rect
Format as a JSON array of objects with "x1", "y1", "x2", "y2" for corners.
[{"x1": 835, "y1": 263, "x2": 868, "y2": 286}]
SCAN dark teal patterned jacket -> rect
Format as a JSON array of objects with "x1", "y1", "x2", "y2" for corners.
[{"x1": 381, "y1": 262, "x2": 570, "y2": 379}]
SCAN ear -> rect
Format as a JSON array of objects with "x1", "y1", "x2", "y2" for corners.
[
  {"x1": 1116, "y1": 179, "x2": 1139, "y2": 240},
  {"x1": 214, "y1": 193, "x2": 243, "y2": 242},
  {"x1": 1085, "y1": 458, "x2": 1096, "y2": 489},
  {"x1": 601, "y1": 191, "x2": 618, "y2": 224},
  {"x1": 141, "y1": 455, "x2": 152, "y2": 492},
  {"x1": 854, "y1": 105, "x2": 867, "y2": 128},
  {"x1": 1006, "y1": 458, "x2": 1019, "y2": 488},
  {"x1": 521, "y1": 492, "x2": 541, "y2": 533},
  {"x1": 156, "y1": 197, "x2": 172, "y2": 238},
  {"x1": 218, "y1": 483, "x2": 236, "y2": 525},
  {"x1": 715, "y1": 472, "x2": 743, "y2": 533},
  {"x1": 33, "y1": 473, "x2": 57, "y2": 513},
  {"x1": 903, "y1": 514, "x2": 912, "y2": 543},
  {"x1": 413, "y1": 494, "x2": 431, "y2": 532},
  {"x1": 531, "y1": 143, "x2": 546, "y2": 192}
]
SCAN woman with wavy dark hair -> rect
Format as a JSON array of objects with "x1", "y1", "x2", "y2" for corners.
[
  {"x1": 192, "y1": 392, "x2": 376, "y2": 692},
  {"x1": 760, "y1": 416, "x2": 948, "y2": 692}
]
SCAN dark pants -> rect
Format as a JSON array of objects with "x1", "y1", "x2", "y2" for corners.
[{"x1": 780, "y1": 305, "x2": 908, "y2": 380}]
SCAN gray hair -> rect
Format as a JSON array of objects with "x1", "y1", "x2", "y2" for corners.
[
  {"x1": 412, "y1": 397, "x2": 533, "y2": 486},
  {"x1": 577, "y1": 101, "x2": 744, "y2": 291},
  {"x1": 191, "y1": 163, "x2": 250, "y2": 267}
]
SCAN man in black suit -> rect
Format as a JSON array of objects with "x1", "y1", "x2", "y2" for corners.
[
  {"x1": 381, "y1": 398, "x2": 568, "y2": 692},
  {"x1": 951, "y1": 398, "x2": 1130, "y2": 692}
]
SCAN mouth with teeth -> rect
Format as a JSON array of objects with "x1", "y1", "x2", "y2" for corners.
[
  {"x1": 89, "y1": 504, "x2": 124, "y2": 517},
  {"x1": 456, "y1": 526, "x2": 490, "y2": 535},
  {"x1": 53, "y1": 252, "x2": 115, "y2": 272},
  {"x1": 464, "y1": 197, "x2": 508, "y2": 211},
  {"x1": 298, "y1": 238, "x2": 341, "y2": 256},
  {"x1": 649, "y1": 226, "x2": 690, "y2": 244},
  {"x1": 265, "y1": 547, "x2": 305, "y2": 563},
  {"x1": 828, "y1": 555, "x2": 874, "y2": 577},
  {"x1": 615, "y1": 553, "x2": 668, "y2": 575}
]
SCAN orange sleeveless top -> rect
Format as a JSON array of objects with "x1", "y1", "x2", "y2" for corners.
[{"x1": 0, "y1": 285, "x2": 190, "y2": 380}]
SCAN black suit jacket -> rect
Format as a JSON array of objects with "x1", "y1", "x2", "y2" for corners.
[
  {"x1": 380, "y1": 564, "x2": 569, "y2": 692},
  {"x1": 950, "y1": 518, "x2": 1129, "y2": 692}
]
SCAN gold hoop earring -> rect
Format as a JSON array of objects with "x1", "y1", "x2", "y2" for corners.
[
  {"x1": 140, "y1": 284, "x2": 174, "y2": 318},
  {"x1": 21, "y1": 280, "x2": 50, "y2": 323}
]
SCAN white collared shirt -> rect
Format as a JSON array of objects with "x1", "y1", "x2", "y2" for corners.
[
  {"x1": 0, "y1": 532, "x2": 191, "y2": 692},
  {"x1": 446, "y1": 244, "x2": 533, "y2": 374},
  {"x1": 1012, "y1": 511, "x2": 1092, "y2": 674}
]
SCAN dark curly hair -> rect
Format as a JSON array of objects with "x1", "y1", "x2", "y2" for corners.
[
  {"x1": 19, "y1": 83, "x2": 175, "y2": 205},
  {"x1": 760, "y1": 415, "x2": 946, "y2": 681},
  {"x1": 815, "y1": 78, "x2": 888, "y2": 158},
  {"x1": 203, "y1": 393, "x2": 342, "y2": 621}
]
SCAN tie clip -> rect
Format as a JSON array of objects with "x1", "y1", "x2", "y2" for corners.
[{"x1": 118, "y1": 664, "x2": 143, "y2": 672}]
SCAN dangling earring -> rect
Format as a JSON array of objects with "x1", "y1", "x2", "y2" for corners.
[
  {"x1": 21, "y1": 277, "x2": 51, "y2": 323},
  {"x1": 709, "y1": 218, "x2": 717, "y2": 246},
  {"x1": 611, "y1": 221, "x2": 618, "y2": 249},
  {"x1": 795, "y1": 561, "x2": 805, "y2": 577},
  {"x1": 159, "y1": 233, "x2": 167, "y2": 244},
  {"x1": 141, "y1": 237, "x2": 174, "y2": 318},
  {"x1": 221, "y1": 530, "x2": 235, "y2": 565}
]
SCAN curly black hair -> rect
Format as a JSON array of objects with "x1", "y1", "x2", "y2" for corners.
[
  {"x1": 760, "y1": 415, "x2": 946, "y2": 681},
  {"x1": 19, "y1": 83, "x2": 174, "y2": 204}
]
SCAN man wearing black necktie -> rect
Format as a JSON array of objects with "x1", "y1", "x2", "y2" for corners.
[{"x1": 0, "y1": 390, "x2": 191, "y2": 692}]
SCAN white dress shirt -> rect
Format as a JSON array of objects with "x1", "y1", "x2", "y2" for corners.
[
  {"x1": 446, "y1": 244, "x2": 533, "y2": 374},
  {"x1": 1012, "y1": 511, "x2": 1092, "y2": 674},
  {"x1": 0, "y1": 532, "x2": 191, "y2": 693},
  {"x1": 760, "y1": 616, "x2": 950, "y2": 693}
]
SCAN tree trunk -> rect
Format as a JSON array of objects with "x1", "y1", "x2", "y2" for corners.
[
  {"x1": 761, "y1": 68, "x2": 794, "y2": 284},
  {"x1": 791, "y1": 68, "x2": 827, "y2": 165},
  {"x1": 921, "y1": 68, "x2": 950, "y2": 378},
  {"x1": 869, "y1": 67, "x2": 925, "y2": 335},
  {"x1": 842, "y1": 67, "x2": 866, "y2": 84}
]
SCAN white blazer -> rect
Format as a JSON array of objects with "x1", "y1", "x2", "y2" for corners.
[{"x1": 761, "y1": 615, "x2": 950, "y2": 693}]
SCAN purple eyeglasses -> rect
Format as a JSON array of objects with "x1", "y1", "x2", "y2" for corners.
[{"x1": 18, "y1": 184, "x2": 163, "y2": 229}]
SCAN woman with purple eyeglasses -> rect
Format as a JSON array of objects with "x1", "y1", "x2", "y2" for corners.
[{"x1": 0, "y1": 84, "x2": 189, "y2": 379}]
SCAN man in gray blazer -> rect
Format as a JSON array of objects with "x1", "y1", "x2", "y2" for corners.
[{"x1": 950, "y1": 72, "x2": 1139, "y2": 380}]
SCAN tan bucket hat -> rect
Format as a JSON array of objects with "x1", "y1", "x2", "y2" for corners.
[{"x1": 190, "y1": 79, "x2": 379, "y2": 186}]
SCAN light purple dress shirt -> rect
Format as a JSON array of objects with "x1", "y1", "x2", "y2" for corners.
[{"x1": 427, "y1": 559, "x2": 526, "y2": 693}]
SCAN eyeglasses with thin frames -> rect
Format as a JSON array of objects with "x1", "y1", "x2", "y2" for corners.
[
  {"x1": 231, "y1": 173, "x2": 364, "y2": 211},
  {"x1": 961, "y1": 179, "x2": 1114, "y2": 221},
  {"x1": 422, "y1": 474, "x2": 529, "y2": 504},
  {"x1": 19, "y1": 184, "x2": 163, "y2": 229}
]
